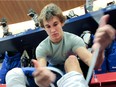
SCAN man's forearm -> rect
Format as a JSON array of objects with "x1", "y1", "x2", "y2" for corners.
[{"x1": 94, "y1": 50, "x2": 104, "y2": 69}]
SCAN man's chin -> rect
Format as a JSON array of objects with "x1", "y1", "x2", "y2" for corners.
[{"x1": 51, "y1": 38, "x2": 61, "y2": 43}]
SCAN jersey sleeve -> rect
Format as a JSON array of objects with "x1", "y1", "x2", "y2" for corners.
[
  {"x1": 72, "y1": 35, "x2": 86, "y2": 53},
  {"x1": 35, "y1": 42, "x2": 47, "y2": 58}
]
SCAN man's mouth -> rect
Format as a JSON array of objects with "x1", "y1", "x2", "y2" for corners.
[{"x1": 52, "y1": 33, "x2": 58, "y2": 37}]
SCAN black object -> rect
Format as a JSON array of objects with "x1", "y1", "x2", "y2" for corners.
[
  {"x1": 0, "y1": 18, "x2": 12, "y2": 37},
  {"x1": 27, "y1": 9, "x2": 39, "y2": 27},
  {"x1": 21, "y1": 56, "x2": 30, "y2": 67},
  {"x1": 66, "y1": 10, "x2": 78, "y2": 19},
  {"x1": 107, "y1": 1, "x2": 115, "y2": 6}
]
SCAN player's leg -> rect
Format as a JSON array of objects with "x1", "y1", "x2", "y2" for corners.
[
  {"x1": 6, "y1": 68, "x2": 29, "y2": 87},
  {"x1": 57, "y1": 55, "x2": 88, "y2": 87}
]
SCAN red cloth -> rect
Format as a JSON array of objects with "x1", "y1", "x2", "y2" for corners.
[
  {"x1": 0, "y1": 84, "x2": 6, "y2": 87},
  {"x1": 90, "y1": 72, "x2": 116, "y2": 87}
]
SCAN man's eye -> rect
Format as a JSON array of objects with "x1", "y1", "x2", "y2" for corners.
[
  {"x1": 54, "y1": 23, "x2": 58, "y2": 26},
  {"x1": 46, "y1": 26, "x2": 50, "y2": 28}
]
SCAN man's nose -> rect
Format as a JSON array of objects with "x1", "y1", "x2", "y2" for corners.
[{"x1": 51, "y1": 27, "x2": 56, "y2": 32}]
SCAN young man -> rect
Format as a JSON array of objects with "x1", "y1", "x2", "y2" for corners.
[{"x1": 6, "y1": 3, "x2": 115, "y2": 87}]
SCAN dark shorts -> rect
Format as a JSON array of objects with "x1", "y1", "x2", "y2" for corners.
[{"x1": 22, "y1": 64, "x2": 65, "y2": 87}]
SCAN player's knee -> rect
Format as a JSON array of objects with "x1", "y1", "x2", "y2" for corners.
[
  {"x1": 6, "y1": 68, "x2": 23, "y2": 78},
  {"x1": 65, "y1": 55, "x2": 79, "y2": 65},
  {"x1": 64, "y1": 55, "x2": 82, "y2": 74},
  {"x1": 6, "y1": 68, "x2": 26, "y2": 85}
]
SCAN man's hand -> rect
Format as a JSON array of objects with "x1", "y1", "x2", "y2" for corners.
[
  {"x1": 32, "y1": 59, "x2": 56, "y2": 87},
  {"x1": 92, "y1": 14, "x2": 115, "y2": 52}
]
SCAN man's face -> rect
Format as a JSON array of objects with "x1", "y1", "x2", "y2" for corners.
[{"x1": 43, "y1": 16, "x2": 64, "y2": 43}]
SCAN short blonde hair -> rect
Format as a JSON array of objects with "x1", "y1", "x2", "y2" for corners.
[{"x1": 38, "y1": 3, "x2": 66, "y2": 28}]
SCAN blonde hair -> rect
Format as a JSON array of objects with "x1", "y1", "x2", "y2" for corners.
[{"x1": 38, "y1": 3, "x2": 66, "y2": 28}]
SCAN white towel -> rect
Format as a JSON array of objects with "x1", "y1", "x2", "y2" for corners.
[{"x1": 57, "y1": 71, "x2": 88, "y2": 87}]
